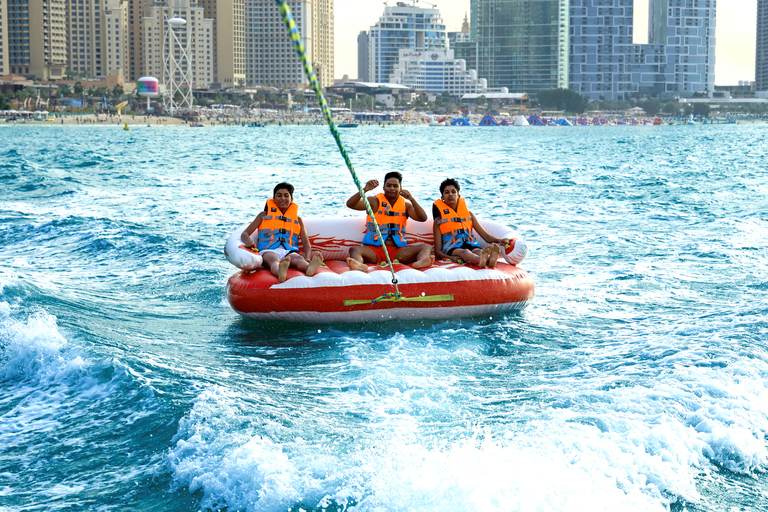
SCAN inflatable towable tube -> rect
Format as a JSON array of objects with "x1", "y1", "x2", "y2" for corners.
[{"x1": 224, "y1": 217, "x2": 533, "y2": 323}]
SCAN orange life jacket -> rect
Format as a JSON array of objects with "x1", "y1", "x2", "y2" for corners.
[
  {"x1": 257, "y1": 199, "x2": 301, "y2": 251},
  {"x1": 433, "y1": 198, "x2": 479, "y2": 253},
  {"x1": 363, "y1": 193, "x2": 407, "y2": 248}
]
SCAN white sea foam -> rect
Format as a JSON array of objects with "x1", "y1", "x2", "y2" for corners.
[
  {"x1": 168, "y1": 386, "x2": 672, "y2": 511},
  {"x1": 167, "y1": 328, "x2": 768, "y2": 512}
]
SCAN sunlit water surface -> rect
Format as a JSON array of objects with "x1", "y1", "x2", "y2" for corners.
[{"x1": 1, "y1": 123, "x2": 768, "y2": 511}]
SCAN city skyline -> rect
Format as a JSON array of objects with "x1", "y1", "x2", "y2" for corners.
[{"x1": 334, "y1": 0, "x2": 758, "y2": 86}]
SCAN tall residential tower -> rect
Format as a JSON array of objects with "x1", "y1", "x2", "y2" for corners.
[
  {"x1": 245, "y1": 0, "x2": 333, "y2": 89},
  {"x1": 0, "y1": 0, "x2": 8, "y2": 76},
  {"x1": 570, "y1": 0, "x2": 715, "y2": 100},
  {"x1": 67, "y1": 0, "x2": 129, "y2": 80},
  {"x1": 5, "y1": 0, "x2": 68, "y2": 80},
  {"x1": 201, "y1": 0, "x2": 246, "y2": 88}
]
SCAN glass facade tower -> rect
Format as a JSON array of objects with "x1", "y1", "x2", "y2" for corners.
[{"x1": 470, "y1": 0, "x2": 569, "y2": 94}]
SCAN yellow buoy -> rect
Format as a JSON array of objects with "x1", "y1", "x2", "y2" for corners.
[{"x1": 124, "y1": 122, "x2": 130, "y2": 130}]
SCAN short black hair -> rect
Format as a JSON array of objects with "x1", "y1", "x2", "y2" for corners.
[
  {"x1": 384, "y1": 171, "x2": 403, "y2": 184},
  {"x1": 440, "y1": 178, "x2": 460, "y2": 194},
  {"x1": 273, "y1": 182, "x2": 294, "y2": 197}
]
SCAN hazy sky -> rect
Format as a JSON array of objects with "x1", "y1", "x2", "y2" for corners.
[{"x1": 333, "y1": 0, "x2": 758, "y2": 85}]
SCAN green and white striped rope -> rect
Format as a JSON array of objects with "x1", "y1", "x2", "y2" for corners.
[{"x1": 275, "y1": 0, "x2": 402, "y2": 298}]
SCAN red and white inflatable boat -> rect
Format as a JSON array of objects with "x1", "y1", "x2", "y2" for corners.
[{"x1": 224, "y1": 217, "x2": 533, "y2": 323}]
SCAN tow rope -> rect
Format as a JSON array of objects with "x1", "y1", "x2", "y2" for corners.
[
  {"x1": 275, "y1": 1, "x2": 455, "y2": 308},
  {"x1": 275, "y1": 0, "x2": 401, "y2": 301}
]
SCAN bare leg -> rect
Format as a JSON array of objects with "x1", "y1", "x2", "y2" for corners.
[
  {"x1": 347, "y1": 246, "x2": 371, "y2": 272},
  {"x1": 453, "y1": 248, "x2": 481, "y2": 265},
  {"x1": 263, "y1": 252, "x2": 282, "y2": 278},
  {"x1": 306, "y1": 253, "x2": 323, "y2": 276},
  {"x1": 488, "y1": 244, "x2": 500, "y2": 268},
  {"x1": 278, "y1": 256, "x2": 291, "y2": 283},
  {"x1": 411, "y1": 244, "x2": 435, "y2": 269}
]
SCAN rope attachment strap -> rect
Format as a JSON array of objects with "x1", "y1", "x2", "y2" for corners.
[{"x1": 274, "y1": 0, "x2": 400, "y2": 299}]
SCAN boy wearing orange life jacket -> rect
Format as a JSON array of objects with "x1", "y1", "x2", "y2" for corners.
[
  {"x1": 432, "y1": 178, "x2": 511, "y2": 268},
  {"x1": 241, "y1": 182, "x2": 323, "y2": 283},
  {"x1": 346, "y1": 171, "x2": 434, "y2": 271}
]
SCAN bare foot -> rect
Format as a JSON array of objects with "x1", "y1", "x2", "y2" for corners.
[
  {"x1": 488, "y1": 244, "x2": 500, "y2": 268},
  {"x1": 278, "y1": 256, "x2": 291, "y2": 282},
  {"x1": 306, "y1": 253, "x2": 323, "y2": 276},
  {"x1": 346, "y1": 257, "x2": 368, "y2": 272},
  {"x1": 412, "y1": 255, "x2": 435, "y2": 269},
  {"x1": 479, "y1": 245, "x2": 492, "y2": 268}
]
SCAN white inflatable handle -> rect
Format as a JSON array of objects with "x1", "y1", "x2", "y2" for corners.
[{"x1": 224, "y1": 225, "x2": 263, "y2": 271}]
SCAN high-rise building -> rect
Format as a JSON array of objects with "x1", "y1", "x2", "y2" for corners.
[
  {"x1": 366, "y1": 1, "x2": 447, "y2": 84},
  {"x1": 311, "y1": 0, "x2": 333, "y2": 87},
  {"x1": 569, "y1": 0, "x2": 715, "y2": 100},
  {"x1": 647, "y1": 0, "x2": 715, "y2": 97},
  {"x1": 357, "y1": 31, "x2": 369, "y2": 82},
  {"x1": 141, "y1": 1, "x2": 214, "y2": 89},
  {"x1": 128, "y1": 0, "x2": 144, "y2": 82},
  {"x1": 245, "y1": 1, "x2": 333, "y2": 89},
  {"x1": 0, "y1": 0, "x2": 9, "y2": 76},
  {"x1": 390, "y1": 48, "x2": 486, "y2": 95},
  {"x1": 449, "y1": 12, "x2": 476, "y2": 75},
  {"x1": 757, "y1": 0, "x2": 767, "y2": 91},
  {"x1": 569, "y1": 0, "x2": 637, "y2": 100},
  {"x1": 470, "y1": 0, "x2": 569, "y2": 94},
  {"x1": 67, "y1": 0, "x2": 129, "y2": 79},
  {"x1": 5, "y1": 0, "x2": 67, "y2": 80},
  {"x1": 200, "y1": 0, "x2": 245, "y2": 88}
]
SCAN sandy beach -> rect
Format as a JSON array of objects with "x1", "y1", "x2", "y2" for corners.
[
  {"x1": 1, "y1": 112, "x2": 364, "y2": 127},
  {"x1": 3, "y1": 114, "x2": 210, "y2": 127}
]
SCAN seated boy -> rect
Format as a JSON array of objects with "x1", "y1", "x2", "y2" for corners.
[
  {"x1": 432, "y1": 178, "x2": 512, "y2": 268},
  {"x1": 345, "y1": 171, "x2": 434, "y2": 271},
  {"x1": 241, "y1": 182, "x2": 323, "y2": 282}
]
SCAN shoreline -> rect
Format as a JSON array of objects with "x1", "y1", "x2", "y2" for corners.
[{"x1": 2, "y1": 113, "x2": 766, "y2": 128}]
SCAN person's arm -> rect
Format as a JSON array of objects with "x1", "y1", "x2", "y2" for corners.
[
  {"x1": 401, "y1": 189, "x2": 428, "y2": 221},
  {"x1": 241, "y1": 212, "x2": 266, "y2": 248},
  {"x1": 347, "y1": 179, "x2": 379, "y2": 211},
  {"x1": 432, "y1": 217, "x2": 451, "y2": 261},
  {"x1": 470, "y1": 211, "x2": 511, "y2": 245},
  {"x1": 298, "y1": 217, "x2": 316, "y2": 260}
]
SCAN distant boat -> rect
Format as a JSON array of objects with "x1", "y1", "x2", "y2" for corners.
[
  {"x1": 189, "y1": 123, "x2": 204, "y2": 127},
  {"x1": 338, "y1": 122, "x2": 359, "y2": 128}
]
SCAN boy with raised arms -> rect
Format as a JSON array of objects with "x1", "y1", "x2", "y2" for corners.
[
  {"x1": 346, "y1": 171, "x2": 434, "y2": 271},
  {"x1": 432, "y1": 178, "x2": 511, "y2": 268},
  {"x1": 241, "y1": 182, "x2": 323, "y2": 283}
]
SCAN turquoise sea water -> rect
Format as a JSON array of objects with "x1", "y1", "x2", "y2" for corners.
[{"x1": 1, "y1": 123, "x2": 768, "y2": 511}]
